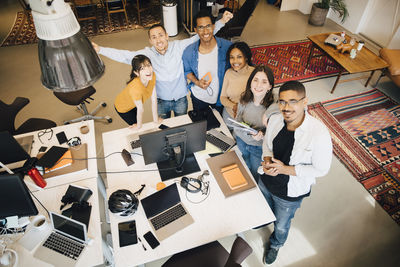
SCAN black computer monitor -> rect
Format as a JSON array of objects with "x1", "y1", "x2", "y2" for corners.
[
  {"x1": 0, "y1": 131, "x2": 30, "y2": 165},
  {"x1": 139, "y1": 120, "x2": 207, "y2": 181},
  {"x1": 0, "y1": 173, "x2": 38, "y2": 220}
]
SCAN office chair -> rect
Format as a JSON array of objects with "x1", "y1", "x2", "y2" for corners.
[
  {"x1": 0, "y1": 97, "x2": 57, "y2": 135},
  {"x1": 53, "y1": 86, "x2": 112, "y2": 125},
  {"x1": 162, "y1": 236, "x2": 253, "y2": 267}
]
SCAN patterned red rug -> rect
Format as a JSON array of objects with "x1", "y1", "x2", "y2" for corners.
[
  {"x1": 1, "y1": 3, "x2": 161, "y2": 47},
  {"x1": 251, "y1": 40, "x2": 343, "y2": 85},
  {"x1": 308, "y1": 89, "x2": 400, "y2": 225}
]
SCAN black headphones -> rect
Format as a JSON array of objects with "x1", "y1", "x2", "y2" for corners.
[{"x1": 180, "y1": 176, "x2": 202, "y2": 193}]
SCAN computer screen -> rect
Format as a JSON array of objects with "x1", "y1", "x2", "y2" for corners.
[
  {"x1": 0, "y1": 131, "x2": 30, "y2": 165},
  {"x1": 0, "y1": 173, "x2": 38, "y2": 219},
  {"x1": 139, "y1": 120, "x2": 207, "y2": 180}
]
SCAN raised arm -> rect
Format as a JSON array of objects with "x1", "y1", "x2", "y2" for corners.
[
  {"x1": 92, "y1": 42, "x2": 148, "y2": 65},
  {"x1": 178, "y1": 11, "x2": 234, "y2": 51}
]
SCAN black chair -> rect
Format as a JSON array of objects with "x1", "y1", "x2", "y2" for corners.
[
  {"x1": 162, "y1": 236, "x2": 253, "y2": 267},
  {"x1": 0, "y1": 97, "x2": 57, "y2": 135},
  {"x1": 53, "y1": 86, "x2": 112, "y2": 125}
]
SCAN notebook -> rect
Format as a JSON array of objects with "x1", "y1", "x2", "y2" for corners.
[
  {"x1": 140, "y1": 183, "x2": 194, "y2": 241},
  {"x1": 33, "y1": 212, "x2": 88, "y2": 267},
  {"x1": 221, "y1": 163, "x2": 248, "y2": 190},
  {"x1": 45, "y1": 149, "x2": 73, "y2": 172},
  {"x1": 36, "y1": 146, "x2": 68, "y2": 169}
]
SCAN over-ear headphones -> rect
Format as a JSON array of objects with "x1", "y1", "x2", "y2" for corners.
[{"x1": 180, "y1": 176, "x2": 202, "y2": 193}]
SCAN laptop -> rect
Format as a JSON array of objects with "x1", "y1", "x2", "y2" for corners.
[
  {"x1": 34, "y1": 212, "x2": 88, "y2": 267},
  {"x1": 141, "y1": 183, "x2": 194, "y2": 241},
  {"x1": 206, "y1": 129, "x2": 236, "y2": 152}
]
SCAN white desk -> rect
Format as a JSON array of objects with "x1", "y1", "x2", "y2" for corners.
[
  {"x1": 102, "y1": 114, "x2": 276, "y2": 267},
  {"x1": 14, "y1": 120, "x2": 98, "y2": 191},
  {"x1": 7, "y1": 177, "x2": 104, "y2": 267}
]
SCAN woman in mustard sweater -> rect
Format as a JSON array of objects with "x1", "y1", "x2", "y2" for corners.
[{"x1": 114, "y1": 55, "x2": 161, "y2": 130}]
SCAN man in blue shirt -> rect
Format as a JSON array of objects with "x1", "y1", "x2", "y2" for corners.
[
  {"x1": 182, "y1": 10, "x2": 232, "y2": 114},
  {"x1": 92, "y1": 12, "x2": 233, "y2": 119}
]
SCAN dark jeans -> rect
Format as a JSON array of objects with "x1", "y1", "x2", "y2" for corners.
[
  {"x1": 190, "y1": 93, "x2": 223, "y2": 114},
  {"x1": 157, "y1": 96, "x2": 188, "y2": 119},
  {"x1": 115, "y1": 106, "x2": 137, "y2": 125}
]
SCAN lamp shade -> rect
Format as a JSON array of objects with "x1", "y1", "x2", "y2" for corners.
[
  {"x1": 30, "y1": 0, "x2": 104, "y2": 92},
  {"x1": 38, "y1": 32, "x2": 105, "y2": 91}
]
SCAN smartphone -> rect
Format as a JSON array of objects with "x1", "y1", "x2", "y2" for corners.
[
  {"x1": 56, "y1": 131, "x2": 68, "y2": 145},
  {"x1": 118, "y1": 220, "x2": 138, "y2": 247},
  {"x1": 158, "y1": 124, "x2": 169, "y2": 130},
  {"x1": 143, "y1": 231, "x2": 160, "y2": 249}
]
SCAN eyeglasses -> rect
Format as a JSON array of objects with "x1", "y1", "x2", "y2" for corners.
[
  {"x1": 37, "y1": 128, "x2": 53, "y2": 144},
  {"x1": 279, "y1": 97, "x2": 305, "y2": 107},
  {"x1": 197, "y1": 24, "x2": 212, "y2": 31}
]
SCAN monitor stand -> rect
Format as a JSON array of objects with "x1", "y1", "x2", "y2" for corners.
[{"x1": 157, "y1": 153, "x2": 200, "y2": 181}]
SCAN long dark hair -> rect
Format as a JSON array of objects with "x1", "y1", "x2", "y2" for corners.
[
  {"x1": 127, "y1": 55, "x2": 152, "y2": 84},
  {"x1": 240, "y1": 65, "x2": 275, "y2": 108},
  {"x1": 226, "y1": 42, "x2": 253, "y2": 66}
]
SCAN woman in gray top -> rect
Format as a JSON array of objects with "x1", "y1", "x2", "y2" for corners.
[{"x1": 234, "y1": 65, "x2": 279, "y2": 181}]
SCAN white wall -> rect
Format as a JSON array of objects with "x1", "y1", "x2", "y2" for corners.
[
  {"x1": 280, "y1": 0, "x2": 300, "y2": 11},
  {"x1": 328, "y1": 0, "x2": 370, "y2": 33},
  {"x1": 298, "y1": 0, "x2": 315, "y2": 14},
  {"x1": 388, "y1": 26, "x2": 400, "y2": 49}
]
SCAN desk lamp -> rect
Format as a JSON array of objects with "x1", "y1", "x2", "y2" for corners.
[{"x1": 28, "y1": 0, "x2": 104, "y2": 92}]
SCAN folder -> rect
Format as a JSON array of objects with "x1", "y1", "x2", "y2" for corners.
[
  {"x1": 221, "y1": 163, "x2": 248, "y2": 190},
  {"x1": 36, "y1": 146, "x2": 68, "y2": 168},
  {"x1": 45, "y1": 149, "x2": 73, "y2": 173}
]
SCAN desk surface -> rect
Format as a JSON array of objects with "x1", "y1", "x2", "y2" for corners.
[
  {"x1": 14, "y1": 120, "x2": 98, "y2": 191},
  {"x1": 102, "y1": 114, "x2": 275, "y2": 267},
  {"x1": 308, "y1": 32, "x2": 388, "y2": 73},
  {"x1": 9, "y1": 177, "x2": 104, "y2": 267}
]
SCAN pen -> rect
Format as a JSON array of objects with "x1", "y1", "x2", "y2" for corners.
[{"x1": 138, "y1": 237, "x2": 147, "y2": 251}]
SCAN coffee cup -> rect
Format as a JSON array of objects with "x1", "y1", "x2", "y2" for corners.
[
  {"x1": 357, "y1": 40, "x2": 365, "y2": 51},
  {"x1": 31, "y1": 215, "x2": 48, "y2": 231}
]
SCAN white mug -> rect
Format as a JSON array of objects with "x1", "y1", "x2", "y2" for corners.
[{"x1": 357, "y1": 41, "x2": 365, "y2": 51}]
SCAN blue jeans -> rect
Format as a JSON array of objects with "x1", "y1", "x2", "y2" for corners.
[
  {"x1": 236, "y1": 136, "x2": 262, "y2": 182},
  {"x1": 157, "y1": 96, "x2": 188, "y2": 119},
  {"x1": 258, "y1": 180, "x2": 303, "y2": 249}
]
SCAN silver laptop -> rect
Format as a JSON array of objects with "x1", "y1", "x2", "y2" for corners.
[
  {"x1": 141, "y1": 183, "x2": 194, "y2": 241},
  {"x1": 34, "y1": 212, "x2": 88, "y2": 267},
  {"x1": 206, "y1": 129, "x2": 236, "y2": 152}
]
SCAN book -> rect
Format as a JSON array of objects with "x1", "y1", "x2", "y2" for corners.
[
  {"x1": 220, "y1": 163, "x2": 248, "y2": 190},
  {"x1": 36, "y1": 146, "x2": 68, "y2": 168},
  {"x1": 45, "y1": 149, "x2": 73, "y2": 173}
]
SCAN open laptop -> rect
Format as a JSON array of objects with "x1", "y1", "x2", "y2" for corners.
[
  {"x1": 141, "y1": 183, "x2": 194, "y2": 241},
  {"x1": 34, "y1": 212, "x2": 88, "y2": 267}
]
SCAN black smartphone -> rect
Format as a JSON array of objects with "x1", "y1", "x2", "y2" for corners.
[
  {"x1": 39, "y1": 146, "x2": 48, "y2": 153},
  {"x1": 56, "y1": 131, "x2": 68, "y2": 145},
  {"x1": 118, "y1": 220, "x2": 138, "y2": 247},
  {"x1": 143, "y1": 231, "x2": 160, "y2": 249},
  {"x1": 158, "y1": 124, "x2": 169, "y2": 130}
]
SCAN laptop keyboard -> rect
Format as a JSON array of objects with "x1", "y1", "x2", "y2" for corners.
[
  {"x1": 150, "y1": 204, "x2": 187, "y2": 230},
  {"x1": 43, "y1": 232, "x2": 85, "y2": 260},
  {"x1": 206, "y1": 132, "x2": 232, "y2": 152}
]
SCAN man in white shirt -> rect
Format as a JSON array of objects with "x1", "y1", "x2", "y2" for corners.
[
  {"x1": 259, "y1": 80, "x2": 332, "y2": 264},
  {"x1": 92, "y1": 11, "x2": 233, "y2": 119}
]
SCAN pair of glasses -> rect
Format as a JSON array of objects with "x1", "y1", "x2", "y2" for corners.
[
  {"x1": 197, "y1": 24, "x2": 212, "y2": 31},
  {"x1": 37, "y1": 128, "x2": 53, "y2": 144},
  {"x1": 278, "y1": 97, "x2": 305, "y2": 107}
]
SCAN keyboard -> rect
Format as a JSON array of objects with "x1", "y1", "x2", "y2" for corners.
[
  {"x1": 130, "y1": 139, "x2": 142, "y2": 149},
  {"x1": 150, "y1": 204, "x2": 187, "y2": 230},
  {"x1": 43, "y1": 232, "x2": 85, "y2": 260},
  {"x1": 206, "y1": 129, "x2": 236, "y2": 152}
]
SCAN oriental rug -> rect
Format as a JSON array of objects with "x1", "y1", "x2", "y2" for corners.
[
  {"x1": 1, "y1": 3, "x2": 161, "y2": 47},
  {"x1": 308, "y1": 89, "x2": 400, "y2": 225},
  {"x1": 251, "y1": 40, "x2": 343, "y2": 85}
]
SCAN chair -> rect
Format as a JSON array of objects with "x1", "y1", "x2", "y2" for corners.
[
  {"x1": 375, "y1": 48, "x2": 400, "y2": 88},
  {"x1": 53, "y1": 86, "x2": 112, "y2": 125},
  {"x1": 103, "y1": 0, "x2": 129, "y2": 26},
  {"x1": 130, "y1": 0, "x2": 152, "y2": 26},
  {"x1": 0, "y1": 97, "x2": 57, "y2": 135},
  {"x1": 162, "y1": 236, "x2": 253, "y2": 267},
  {"x1": 72, "y1": 0, "x2": 97, "y2": 22}
]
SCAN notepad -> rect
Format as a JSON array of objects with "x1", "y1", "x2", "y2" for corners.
[
  {"x1": 45, "y1": 149, "x2": 73, "y2": 173},
  {"x1": 221, "y1": 163, "x2": 248, "y2": 190}
]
